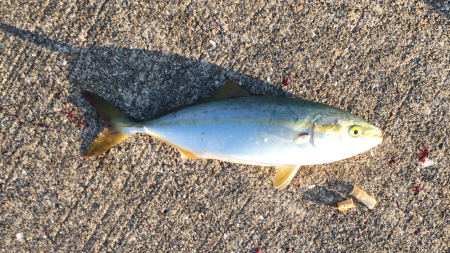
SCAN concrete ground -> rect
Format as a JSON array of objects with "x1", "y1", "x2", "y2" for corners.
[{"x1": 1, "y1": 0, "x2": 449, "y2": 252}]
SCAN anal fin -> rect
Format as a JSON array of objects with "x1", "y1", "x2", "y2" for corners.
[
  {"x1": 178, "y1": 147, "x2": 202, "y2": 159},
  {"x1": 273, "y1": 165, "x2": 300, "y2": 190},
  {"x1": 147, "y1": 130, "x2": 202, "y2": 159}
]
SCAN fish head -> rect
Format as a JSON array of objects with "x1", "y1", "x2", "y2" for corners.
[{"x1": 312, "y1": 111, "x2": 383, "y2": 160}]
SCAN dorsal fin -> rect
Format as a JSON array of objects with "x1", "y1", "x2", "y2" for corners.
[{"x1": 201, "y1": 80, "x2": 254, "y2": 102}]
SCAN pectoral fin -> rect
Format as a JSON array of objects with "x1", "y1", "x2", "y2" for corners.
[
  {"x1": 293, "y1": 119, "x2": 316, "y2": 148},
  {"x1": 273, "y1": 165, "x2": 300, "y2": 190},
  {"x1": 293, "y1": 133, "x2": 309, "y2": 144}
]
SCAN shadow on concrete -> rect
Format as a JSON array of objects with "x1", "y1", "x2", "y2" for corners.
[
  {"x1": 1, "y1": 22, "x2": 292, "y2": 157},
  {"x1": 421, "y1": 0, "x2": 450, "y2": 19},
  {"x1": 299, "y1": 180, "x2": 355, "y2": 206}
]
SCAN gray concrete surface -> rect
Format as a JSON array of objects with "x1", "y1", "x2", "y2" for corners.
[{"x1": 1, "y1": 0, "x2": 449, "y2": 252}]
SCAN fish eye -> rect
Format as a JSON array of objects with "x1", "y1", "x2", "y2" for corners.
[{"x1": 349, "y1": 125, "x2": 362, "y2": 137}]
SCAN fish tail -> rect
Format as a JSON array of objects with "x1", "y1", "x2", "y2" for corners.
[{"x1": 81, "y1": 91, "x2": 137, "y2": 158}]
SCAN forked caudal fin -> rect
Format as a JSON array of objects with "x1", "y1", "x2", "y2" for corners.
[{"x1": 81, "y1": 91, "x2": 136, "y2": 158}]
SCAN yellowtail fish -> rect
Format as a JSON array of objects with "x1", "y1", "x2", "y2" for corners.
[{"x1": 82, "y1": 81, "x2": 383, "y2": 189}]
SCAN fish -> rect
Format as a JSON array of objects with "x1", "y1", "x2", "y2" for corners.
[{"x1": 81, "y1": 81, "x2": 383, "y2": 189}]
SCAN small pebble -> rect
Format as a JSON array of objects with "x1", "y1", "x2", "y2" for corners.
[{"x1": 16, "y1": 233, "x2": 23, "y2": 242}]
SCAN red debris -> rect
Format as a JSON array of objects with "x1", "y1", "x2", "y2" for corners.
[
  {"x1": 410, "y1": 183, "x2": 422, "y2": 196},
  {"x1": 388, "y1": 158, "x2": 395, "y2": 164},
  {"x1": 285, "y1": 247, "x2": 290, "y2": 252},
  {"x1": 256, "y1": 248, "x2": 261, "y2": 253},
  {"x1": 389, "y1": 112, "x2": 393, "y2": 117},
  {"x1": 36, "y1": 98, "x2": 40, "y2": 101},
  {"x1": 414, "y1": 229, "x2": 420, "y2": 235},
  {"x1": 288, "y1": 73, "x2": 292, "y2": 77},
  {"x1": 364, "y1": 222, "x2": 368, "y2": 225},
  {"x1": 295, "y1": 73, "x2": 298, "y2": 78},
  {"x1": 418, "y1": 144, "x2": 432, "y2": 163},
  {"x1": 262, "y1": 16, "x2": 266, "y2": 19},
  {"x1": 67, "y1": 113, "x2": 73, "y2": 119},
  {"x1": 297, "y1": 183, "x2": 301, "y2": 188},
  {"x1": 282, "y1": 78, "x2": 289, "y2": 86}
]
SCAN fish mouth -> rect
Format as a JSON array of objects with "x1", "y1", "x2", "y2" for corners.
[
  {"x1": 374, "y1": 133, "x2": 383, "y2": 144},
  {"x1": 370, "y1": 129, "x2": 384, "y2": 143},
  {"x1": 373, "y1": 132, "x2": 383, "y2": 139},
  {"x1": 364, "y1": 127, "x2": 383, "y2": 142}
]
